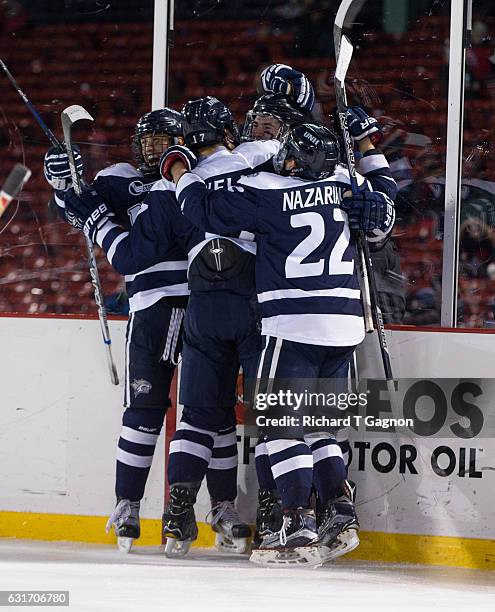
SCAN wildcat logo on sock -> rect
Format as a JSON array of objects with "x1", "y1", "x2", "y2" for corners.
[{"x1": 131, "y1": 379, "x2": 152, "y2": 396}]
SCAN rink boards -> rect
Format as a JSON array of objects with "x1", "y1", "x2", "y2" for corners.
[{"x1": 0, "y1": 314, "x2": 494, "y2": 569}]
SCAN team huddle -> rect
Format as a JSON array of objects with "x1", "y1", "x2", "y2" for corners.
[{"x1": 43, "y1": 64, "x2": 396, "y2": 567}]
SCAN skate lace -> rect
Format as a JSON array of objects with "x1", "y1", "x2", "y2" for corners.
[
  {"x1": 279, "y1": 515, "x2": 292, "y2": 546},
  {"x1": 206, "y1": 501, "x2": 241, "y2": 529},
  {"x1": 105, "y1": 499, "x2": 136, "y2": 533}
]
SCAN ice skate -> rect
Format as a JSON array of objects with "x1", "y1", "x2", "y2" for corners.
[
  {"x1": 249, "y1": 508, "x2": 319, "y2": 567},
  {"x1": 316, "y1": 480, "x2": 360, "y2": 564},
  {"x1": 207, "y1": 500, "x2": 251, "y2": 554},
  {"x1": 162, "y1": 485, "x2": 198, "y2": 558},
  {"x1": 105, "y1": 498, "x2": 140, "y2": 554},
  {"x1": 252, "y1": 488, "x2": 282, "y2": 550}
]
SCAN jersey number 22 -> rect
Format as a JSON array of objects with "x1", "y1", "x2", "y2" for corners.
[{"x1": 285, "y1": 210, "x2": 354, "y2": 279}]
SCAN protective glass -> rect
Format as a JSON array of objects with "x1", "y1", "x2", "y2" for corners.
[
  {"x1": 244, "y1": 111, "x2": 284, "y2": 141},
  {"x1": 140, "y1": 134, "x2": 174, "y2": 167}
]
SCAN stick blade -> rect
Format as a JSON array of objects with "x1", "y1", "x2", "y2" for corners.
[
  {"x1": 0, "y1": 163, "x2": 31, "y2": 217},
  {"x1": 335, "y1": 35, "x2": 354, "y2": 84},
  {"x1": 61, "y1": 104, "x2": 94, "y2": 126},
  {"x1": 335, "y1": 0, "x2": 366, "y2": 30},
  {"x1": 2, "y1": 163, "x2": 31, "y2": 198}
]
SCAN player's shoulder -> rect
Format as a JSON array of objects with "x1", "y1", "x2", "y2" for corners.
[
  {"x1": 331, "y1": 163, "x2": 351, "y2": 184},
  {"x1": 94, "y1": 162, "x2": 141, "y2": 181},
  {"x1": 149, "y1": 177, "x2": 176, "y2": 193},
  {"x1": 233, "y1": 140, "x2": 281, "y2": 168},
  {"x1": 238, "y1": 171, "x2": 305, "y2": 191}
]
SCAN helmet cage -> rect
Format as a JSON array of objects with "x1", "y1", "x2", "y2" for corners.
[
  {"x1": 132, "y1": 108, "x2": 183, "y2": 175},
  {"x1": 243, "y1": 110, "x2": 291, "y2": 142},
  {"x1": 242, "y1": 94, "x2": 307, "y2": 142}
]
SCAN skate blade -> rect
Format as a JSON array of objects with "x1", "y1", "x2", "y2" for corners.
[
  {"x1": 317, "y1": 529, "x2": 360, "y2": 565},
  {"x1": 214, "y1": 533, "x2": 250, "y2": 555},
  {"x1": 164, "y1": 536, "x2": 193, "y2": 558},
  {"x1": 249, "y1": 546, "x2": 320, "y2": 567},
  {"x1": 117, "y1": 537, "x2": 134, "y2": 554}
]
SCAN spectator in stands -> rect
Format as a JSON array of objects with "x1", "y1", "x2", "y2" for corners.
[
  {"x1": 0, "y1": 0, "x2": 28, "y2": 35},
  {"x1": 459, "y1": 216, "x2": 494, "y2": 278},
  {"x1": 403, "y1": 286, "x2": 440, "y2": 327}
]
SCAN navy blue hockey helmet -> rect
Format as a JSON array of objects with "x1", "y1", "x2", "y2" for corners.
[
  {"x1": 273, "y1": 123, "x2": 341, "y2": 180},
  {"x1": 182, "y1": 96, "x2": 240, "y2": 150},
  {"x1": 133, "y1": 108, "x2": 184, "y2": 175},
  {"x1": 242, "y1": 93, "x2": 308, "y2": 142}
]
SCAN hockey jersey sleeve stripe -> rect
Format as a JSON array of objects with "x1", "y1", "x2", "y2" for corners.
[
  {"x1": 95, "y1": 220, "x2": 121, "y2": 246},
  {"x1": 54, "y1": 191, "x2": 65, "y2": 209},
  {"x1": 128, "y1": 284, "x2": 189, "y2": 312},
  {"x1": 357, "y1": 152, "x2": 390, "y2": 173},
  {"x1": 124, "y1": 260, "x2": 188, "y2": 282},
  {"x1": 257, "y1": 287, "x2": 361, "y2": 303},
  {"x1": 106, "y1": 231, "x2": 129, "y2": 265},
  {"x1": 176, "y1": 172, "x2": 203, "y2": 206}
]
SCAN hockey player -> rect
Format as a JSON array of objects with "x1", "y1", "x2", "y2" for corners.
[
  {"x1": 242, "y1": 92, "x2": 309, "y2": 142},
  {"x1": 160, "y1": 97, "x2": 283, "y2": 557},
  {"x1": 258, "y1": 63, "x2": 316, "y2": 113},
  {"x1": 160, "y1": 115, "x2": 396, "y2": 565},
  {"x1": 62, "y1": 97, "x2": 281, "y2": 557},
  {"x1": 43, "y1": 108, "x2": 244, "y2": 553},
  {"x1": 244, "y1": 68, "x2": 317, "y2": 547}
]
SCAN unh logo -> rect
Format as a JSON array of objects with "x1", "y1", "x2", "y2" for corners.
[
  {"x1": 131, "y1": 379, "x2": 152, "y2": 397},
  {"x1": 304, "y1": 131, "x2": 319, "y2": 145},
  {"x1": 128, "y1": 180, "x2": 154, "y2": 197}
]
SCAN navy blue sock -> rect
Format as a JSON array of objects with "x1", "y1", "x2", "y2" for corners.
[{"x1": 116, "y1": 407, "x2": 165, "y2": 501}]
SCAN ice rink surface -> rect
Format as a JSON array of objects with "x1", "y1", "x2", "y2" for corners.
[{"x1": 0, "y1": 539, "x2": 494, "y2": 612}]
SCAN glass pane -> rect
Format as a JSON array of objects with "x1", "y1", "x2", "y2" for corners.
[
  {"x1": 0, "y1": 1, "x2": 153, "y2": 314},
  {"x1": 458, "y1": 0, "x2": 495, "y2": 328},
  {"x1": 1, "y1": 1, "x2": 452, "y2": 323},
  {"x1": 170, "y1": 0, "x2": 451, "y2": 326}
]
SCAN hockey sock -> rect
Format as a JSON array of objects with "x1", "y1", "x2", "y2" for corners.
[
  {"x1": 305, "y1": 433, "x2": 347, "y2": 506},
  {"x1": 336, "y1": 426, "x2": 351, "y2": 467},
  {"x1": 168, "y1": 421, "x2": 215, "y2": 487},
  {"x1": 265, "y1": 438, "x2": 313, "y2": 509},
  {"x1": 254, "y1": 435, "x2": 277, "y2": 490},
  {"x1": 116, "y1": 407, "x2": 165, "y2": 501},
  {"x1": 205, "y1": 425, "x2": 238, "y2": 502}
]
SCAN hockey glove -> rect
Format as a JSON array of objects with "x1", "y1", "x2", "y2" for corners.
[
  {"x1": 260, "y1": 64, "x2": 315, "y2": 112},
  {"x1": 65, "y1": 186, "x2": 113, "y2": 242},
  {"x1": 341, "y1": 190, "x2": 394, "y2": 234},
  {"x1": 43, "y1": 144, "x2": 83, "y2": 192},
  {"x1": 345, "y1": 106, "x2": 383, "y2": 144},
  {"x1": 159, "y1": 145, "x2": 197, "y2": 182}
]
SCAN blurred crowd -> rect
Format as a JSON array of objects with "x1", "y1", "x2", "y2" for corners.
[{"x1": 1, "y1": 4, "x2": 494, "y2": 326}]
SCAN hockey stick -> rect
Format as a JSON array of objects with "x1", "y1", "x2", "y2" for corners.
[
  {"x1": 334, "y1": 42, "x2": 374, "y2": 333},
  {"x1": 61, "y1": 105, "x2": 119, "y2": 386},
  {"x1": 0, "y1": 59, "x2": 59, "y2": 147},
  {"x1": 0, "y1": 163, "x2": 31, "y2": 218},
  {"x1": 334, "y1": 35, "x2": 396, "y2": 400},
  {"x1": 1, "y1": 60, "x2": 118, "y2": 384}
]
